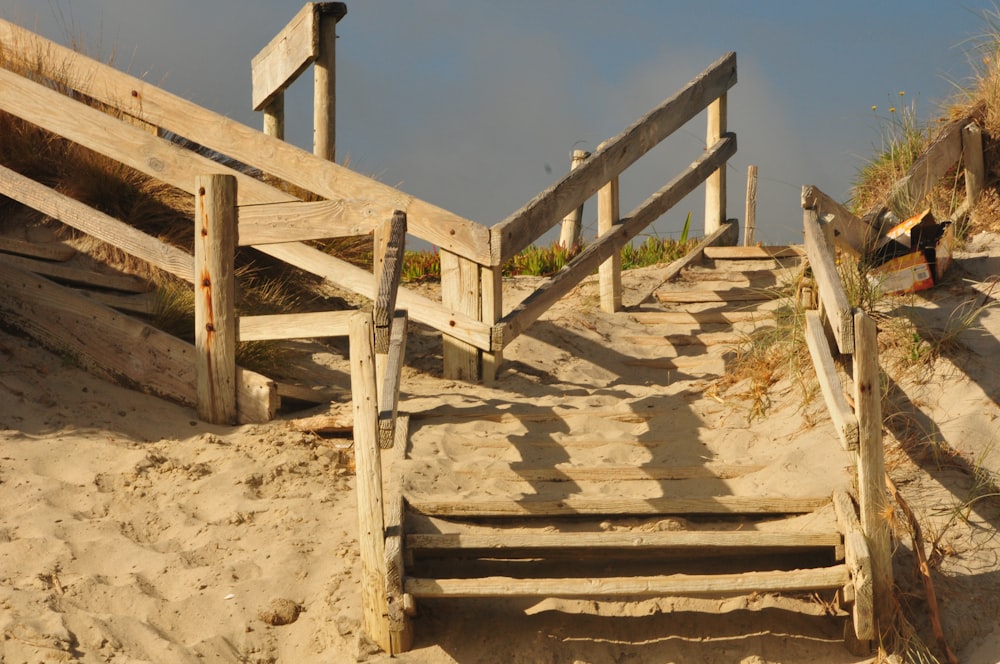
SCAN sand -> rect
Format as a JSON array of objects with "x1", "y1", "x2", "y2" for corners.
[{"x1": 3, "y1": 243, "x2": 1000, "y2": 663}]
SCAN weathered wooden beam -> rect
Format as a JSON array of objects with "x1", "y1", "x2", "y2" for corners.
[
  {"x1": 744, "y1": 164, "x2": 757, "y2": 246},
  {"x1": 598, "y1": 173, "x2": 622, "y2": 313},
  {"x1": 853, "y1": 311, "x2": 892, "y2": 632},
  {"x1": 654, "y1": 287, "x2": 775, "y2": 304},
  {"x1": 349, "y1": 312, "x2": 392, "y2": 653},
  {"x1": 802, "y1": 185, "x2": 877, "y2": 257},
  {"x1": 0, "y1": 253, "x2": 150, "y2": 293},
  {"x1": 887, "y1": 115, "x2": 964, "y2": 214},
  {"x1": 803, "y1": 205, "x2": 853, "y2": 354},
  {"x1": 705, "y1": 94, "x2": 727, "y2": 237},
  {"x1": 237, "y1": 199, "x2": 379, "y2": 245},
  {"x1": 557, "y1": 149, "x2": 589, "y2": 249},
  {"x1": 407, "y1": 531, "x2": 841, "y2": 552},
  {"x1": 402, "y1": 462, "x2": 763, "y2": 482},
  {"x1": 441, "y1": 250, "x2": 482, "y2": 380},
  {"x1": 0, "y1": 259, "x2": 277, "y2": 422},
  {"x1": 491, "y1": 52, "x2": 737, "y2": 264},
  {"x1": 630, "y1": 220, "x2": 738, "y2": 305},
  {"x1": 374, "y1": 211, "x2": 406, "y2": 353},
  {"x1": 631, "y1": 310, "x2": 773, "y2": 325},
  {"x1": 833, "y1": 490, "x2": 874, "y2": 643},
  {"x1": 194, "y1": 175, "x2": 238, "y2": 425},
  {"x1": 406, "y1": 494, "x2": 829, "y2": 517},
  {"x1": 378, "y1": 312, "x2": 408, "y2": 449},
  {"x1": 803, "y1": 310, "x2": 859, "y2": 451},
  {"x1": 405, "y1": 566, "x2": 849, "y2": 599},
  {"x1": 0, "y1": 235, "x2": 75, "y2": 262},
  {"x1": 964, "y1": 122, "x2": 985, "y2": 217},
  {"x1": 0, "y1": 20, "x2": 490, "y2": 264},
  {"x1": 313, "y1": 6, "x2": 343, "y2": 160},
  {"x1": 383, "y1": 414, "x2": 413, "y2": 653},
  {"x1": 237, "y1": 310, "x2": 354, "y2": 342},
  {"x1": 496, "y1": 134, "x2": 736, "y2": 348},
  {"x1": 702, "y1": 245, "x2": 804, "y2": 259}
]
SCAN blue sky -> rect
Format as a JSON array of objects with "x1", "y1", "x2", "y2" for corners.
[{"x1": 0, "y1": 0, "x2": 991, "y2": 244}]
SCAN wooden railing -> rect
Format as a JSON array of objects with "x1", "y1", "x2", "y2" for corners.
[{"x1": 0, "y1": 14, "x2": 739, "y2": 394}]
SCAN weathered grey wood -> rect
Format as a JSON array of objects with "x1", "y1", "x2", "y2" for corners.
[
  {"x1": 406, "y1": 566, "x2": 849, "y2": 599},
  {"x1": 0, "y1": 253, "x2": 150, "y2": 293},
  {"x1": 72, "y1": 289, "x2": 157, "y2": 315},
  {"x1": 251, "y1": 3, "x2": 347, "y2": 111},
  {"x1": 0, "y1": 234, "x2": 75, "y2": 262},
  {"x1": 705, "y1": 94, "x2": 727, "y2": 237},
  {"x1": 744, "y1": 164, "x2": 757, "y2": 246},
  {"x1": 237, "y1": 199, "x2": 379, "y2": 245},
  {"x1": 803, "y1": 205, "x2": 853, "y2": 354},
  {"x1": 801, "y1": 185, "x2": 876, "y2": 257},
  {"x1": 406, "y1": 495, "x2": 829, "y2": 517},
  {"x1": 0, "y1": 162, "x2": 191, "y2": 280},
  {"x1": 349, "y1": 312, "x2": 391, "y2": 653},
  {"x1": 194, "y1": 175, "x2": 238, "y2": 425},
  {"x1": 654, "y1": 287, "x2": 775, "y2": 304},
  {"x1": 313, "y1": 8, "x2": 342, "y2": 160},
  {"x1": 702, "y1": 245, "x2": 804, "y2": 259},
  {"x1": 480, "y1": 265, "x2": 504, "y2": 384},
  {"x1": 383, "y1": 414, "x2": 413, "y2": 653},
  {"x1": 853, "y1": 311, "x2": 892, "y2": 632},
  {"x1": 964, "y1": 122, "x2": 984, "y2": 215},
  {"x1": 402, "y1": 462, "x2": 763, "y2": 482},
  {"x1": 887, "y1": 114, "x2": 965, "y2": 213},
  {"x1": 257, "y1": 242, "x2": 493, "y2": 350},
  {"x1": 598, "y1": 174, "x2": 622, "y2": 313},
  {"x1": 631, "y1": 310, "x2": 773, "y2": 325},
  {"x1": 374, "y1": 211, "x2": 406, "y2": 353},
  {"x1": 558, "y1": 149, "x2": 589, "y2": 249},
  {"x1": 0, "y1": 258, "x2": 277, "y2": 422},
  {"x1": 262, "y1": 94, "x2": 284, "y2": 140},
  {"x1": 378, "y1": 312, "x2": 408, "y2": 449},
  {"x1": 845, "y1": 530, "x2": 875, "y2": 642},
  {"x1": 491, "y1": 52, "x2": 737, "y2": 264},
  {"x1": 803, "y1": 310, "x2": 859, "y2": 451},
  {"x1": 407, "y1": 530, "x2": 841, "y2": 551},
  {"x1": 237, "y1": 310, "x2": 354, "y2": 341},
  {"x1": 496, "y1": 134, "x2": 737, "y2": 348},
  {"x1": 441, "y1": 250, "x2": 482, "y2": 380},
  {"x1": 0, "y1": 20, "x2": 489, "y2": 264}
]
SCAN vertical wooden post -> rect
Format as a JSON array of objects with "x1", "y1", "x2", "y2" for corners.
[
  {"x1": 598, "y1": 175, "x2": 622, "y2": 313},
  {"x1": 853, "y1": 310, "x2": 892, "y2": 633},
  {"x1": 558, "y1": 149, "x2": 590, "y2": 249},
  {"x1": 441, "y1": 251, "x2": 481, "y2": 381},
  {"x1": 705, "y1": 94, "x2": 727, "y2": 238},
  {"x1": 314, "y1": 8, "x2": 339, "y2": 161},
  {"x1": 744, "y1": 164, "x2": 758, "y2": 246},
  {"x1": 194, "y1": 174, "x2": 238, "y2": 425},
  {"x1": 481, "y1": 265, "x2": 503, "y2": 384},
  {"x1": 963, "y1": 122, "x2": 984, "y2": 220},
  {"x1": 262, "y1": 94, "x2": 285, "y2": 140},
  {"x1": 349, "y1": 311, "x2": 391, "y2": 652}
]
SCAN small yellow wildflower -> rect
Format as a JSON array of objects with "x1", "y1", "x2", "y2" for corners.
[
  {"x1": 889, "y1": 107, "x2": 896, "y2": 113},
  {"x1": 872, "y1": 105, "x2": 877, "y2": 112},
  {"x1": 899, "y1": 91, "x2": 905, "y2": 96}
]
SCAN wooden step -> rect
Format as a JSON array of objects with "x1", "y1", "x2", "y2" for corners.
[
  {"x1": 404, "y1": 565, "x2": 849, "y2": 598},
  {"x1": 631, "y1": 311, "x2": 775, "y2": 325},
  {"x1": 402, "y1": 462, "x2": 764, "y2": 482},
  {"x1": 407, "y1": 530, "x2": 841, "y2": 552},
  {"x1": 703, "y1": 245, "x2": 805, "y2": 260},
  {"x1": 404, "y1": 495, "x2": 830, "y2": 518},
  {"x1": 654, "y1": 287, "x2": 779, "y2": 304}
]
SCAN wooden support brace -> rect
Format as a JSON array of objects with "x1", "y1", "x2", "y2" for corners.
[
  {"x1": 705, "y1": 94, "x2": 728, "y2": 238},
  {"x1": 598, "y1": 173, "x2": 622, "y2": 313},
  {"x1": 194, "y1": 174, "x2": 238, "y2": 425},
  {"x1": 378, "y1": 311, "x2": 408, "y2": 449},
  {"x1": 441, "y1": 250, "x2": 482, "y2": 381}
]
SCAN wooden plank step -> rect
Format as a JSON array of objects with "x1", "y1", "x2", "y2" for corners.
[
  {"x1": 402, "y1": 462, "x2": 764, "y2": 482},
  {"x1": 625, "y1": 332, "x2": 747, "y2": 347},
  {"x1": 407, "y1": 530, "x2": 841, "y2": 552},
  {"x1": 0, "y1": 236, "x2": 76, "y2": 262},
  {"x1": 405, "y1": 565, "x2": 849, "y2": 598},
  {"x1": 654, "y1": 288, "x2": 778, "y2": 304},
  {"x1": 631, "y1": 311, "x2": 774, "y2": 325},
  {"x1": 703, "y1": 245, "x2": 805, "y2": 259},
  {"x1": 405, "y1": 495, "x2": 830, "y2": 517}
]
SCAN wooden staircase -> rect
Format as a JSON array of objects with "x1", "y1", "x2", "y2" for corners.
[{"x1": 387, "y1": 244, "x2": 870, "y2": 652}]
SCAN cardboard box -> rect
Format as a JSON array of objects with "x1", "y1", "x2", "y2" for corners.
[{"x1": 869, "y1": 209, "x2": 953, "y2": 295}]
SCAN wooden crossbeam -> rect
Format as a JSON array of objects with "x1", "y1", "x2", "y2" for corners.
[{"x1": 407, "y1": 531, "x2": 841, "y2": 552}]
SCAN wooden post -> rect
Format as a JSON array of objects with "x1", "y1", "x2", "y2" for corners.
[
  {"x1": 481, "y1": 265, "x2": 503, "y2": 384},
  {"x1": 558, "y1": 149, "x2": 590, "y2": 249},
  {"x1": 744, "y1": 164, "x2": 757, "y2": 246},
  {"x1": 853, "y1": 310, "x2": 892, "y2": 633},
  {"x1": 441, "y1": 251, "x2": 482, "y2": 381},
  {"x1": 349, "y1": 311, "x2": 392, "y2": 652},
  {"x1": 262, "y1": 93, "x2": 284, "y2": 140},
  {"x1": 314, "y1": 8, "x2": 338, "y2": 161},
  {"x1": 705, "y1": 94, "x2": 727, "y2": 239},
  {"x1": 194, "y1": 174, "x2": 238, "y2": 425},
  {"x1": 963, "y1": 122, "x2": 984, "y2": 220},
  {"x1": 598, "y1": 174, "x2": 622, "y2": 313}
]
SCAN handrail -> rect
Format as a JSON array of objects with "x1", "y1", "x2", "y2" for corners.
[{"x1": 491, "y1": 51, "x2": 737, "y2": 265}]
